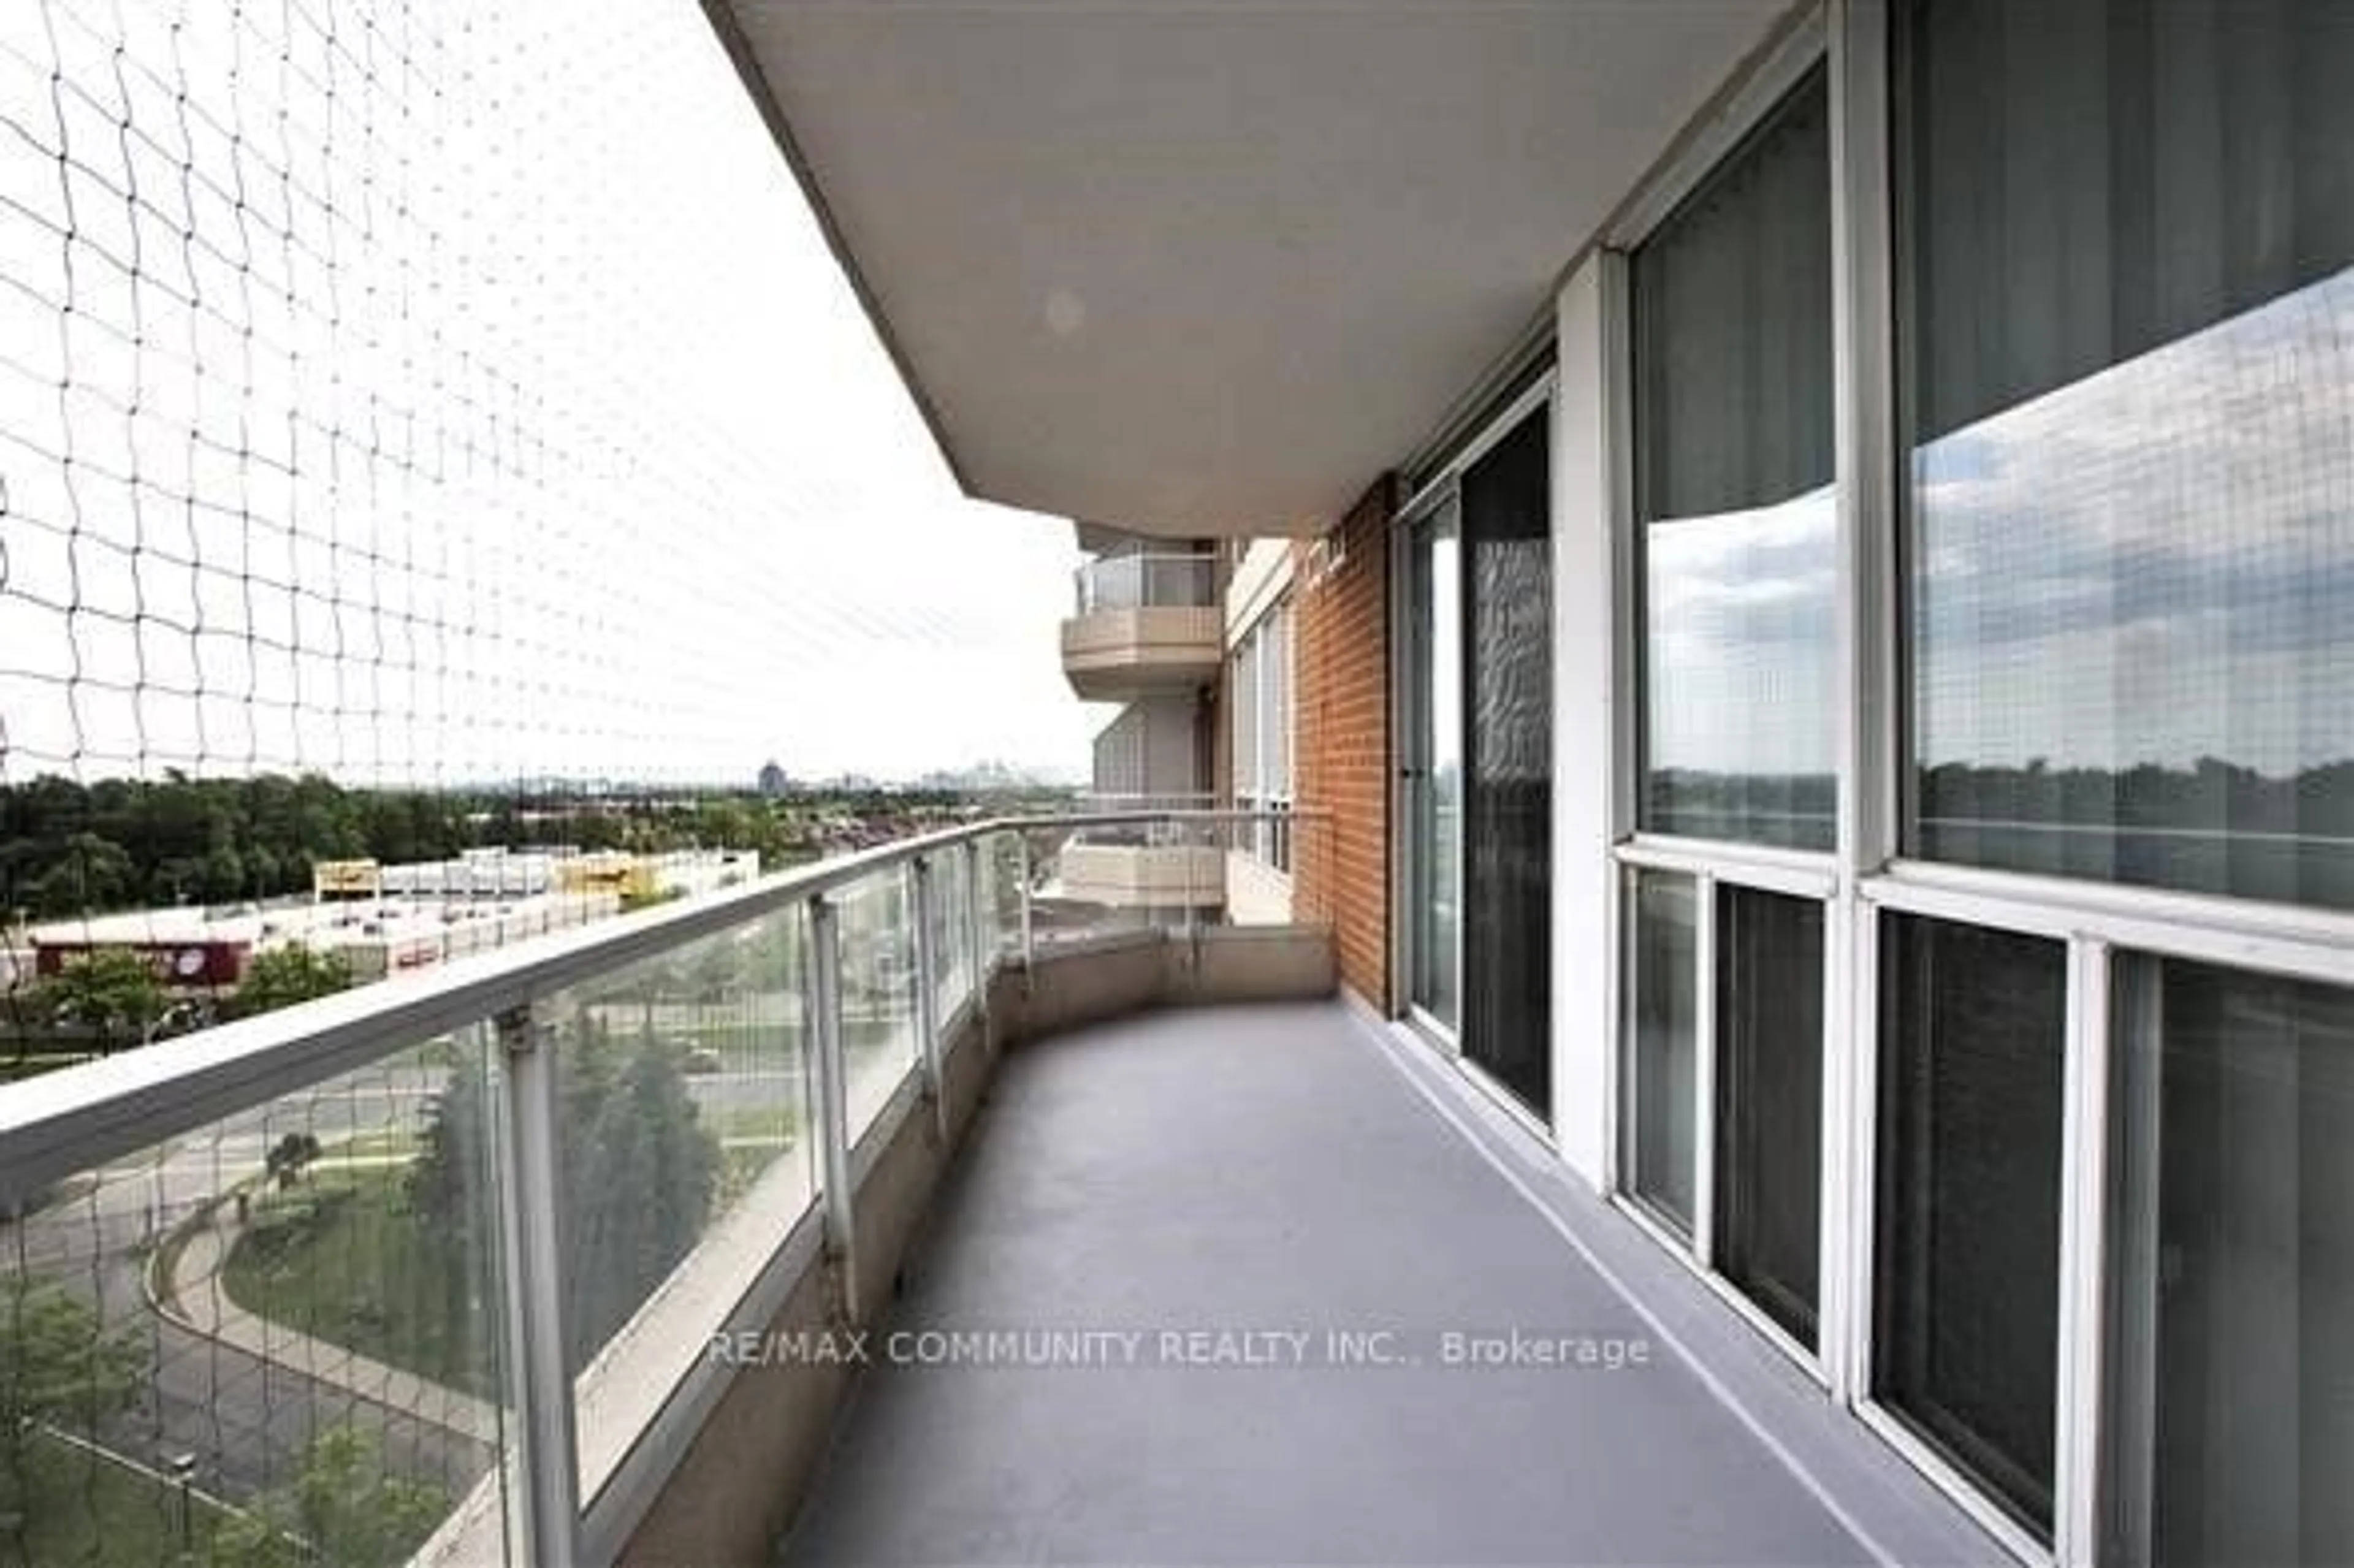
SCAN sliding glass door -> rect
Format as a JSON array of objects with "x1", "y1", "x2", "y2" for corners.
[
  {"x1": 1459, "y1": 408, "x2": 1554, "y2": 1118},
  {"x1": 1404, "y1": 402, "x2": 1553, "y2": 1123},
  {"x1": 1407, "y1": 500, "x2": 1462, "y2": 1035}
]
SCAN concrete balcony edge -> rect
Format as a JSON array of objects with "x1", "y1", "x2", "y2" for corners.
[
  {"x1": 1058, "y1": 842, "x2": 1228, "y2": 908},
  {"x1": 1058, "y1": 606, "x2": 1221, "y2": 701}
]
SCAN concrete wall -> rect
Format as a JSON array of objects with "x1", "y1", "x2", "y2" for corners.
[
  {"x1": 1223, "y1": 849, "x2": 1293, "y2": 925},
  {"x1": 1550, "y1": 255, "x2": 1617, "y2": 1193},
  {"x1": 1059, "y1": 606, "x2": 1222, "y2": 699},
  {"x1": 1060, "y1": 843, "x2": 1226, "y2": 907},
  {"x1": 1090, "y1": 694, "x2": 1209, "y2": 797}
]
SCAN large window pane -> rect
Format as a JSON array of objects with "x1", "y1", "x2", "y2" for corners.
[
  {"x1": 1634, "y1": 65, "x2": 1835, "y2": 851},
  {"x1": 1624, "y1": 870, "x2": 1698, "y2": 1236},
  {"x1": 1898, "y1": 0, "x2": 2354, "y2": 908},
  {"x1": 2107, "y1": 957, "x2": 2354, "y2": 1566},
  {"x1": 1409, "y1": 505, "x2": 1461, "y2": 1031},
  {"x1": 1714, "y1": 887, "x2": 1824, "y2": 1350},
  {"x1": 1461, "y1": 409, "x2": 1553, "y2": 1119},
  {"x1": 1875, "y1": 914, "x2": 2064, "y2": 1537}
]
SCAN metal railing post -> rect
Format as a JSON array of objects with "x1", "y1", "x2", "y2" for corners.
[
  {"x1": 910, "y1": 856, "x2": 946, "y2": 1141},
  {"x1": 963, "y1": 837, "x2": 986, "y2": 982},
  {"x1": 1016, "y1": 834, "x2": 1036, "y2": 971},
  {"x1": 1184, "y1": 815, "x2": 1201, "y2": 950},
  {"x1": 806, "y1": 894, "x2": 859, "y2": 1323},
  {"x1": 494, "y1": 1004, "x2": 581, "y2": 1568}
]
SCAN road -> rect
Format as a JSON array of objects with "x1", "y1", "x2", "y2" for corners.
[
  {"x1": 4, "y1": 1059, "x2": 493, "y2": 1507},
  {"x1": 1, "y1": 994, "x2": 893, "y2": 1522}
]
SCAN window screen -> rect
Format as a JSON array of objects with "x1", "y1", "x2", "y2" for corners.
[
  {"x1": 1714, "y1": 886, "x2": 1824, "y2": 1349},
  {"x1": 1634, "y1": 66, "x2": 1836, "y2": 851},
  {"x1": 1898, "y1": 0, "x2": 2354, "y2": 908},
  {"x1": 2107, "y1": 956, "x2": 2354, "y2": 1566},
  {"x1": 1875, "y1": 913, "x2": 2065, "y2": 1537}
]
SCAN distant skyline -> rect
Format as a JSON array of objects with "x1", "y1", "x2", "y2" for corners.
[{"x1": 0, "y1": 0, "x2": 1099, "y2": 793}]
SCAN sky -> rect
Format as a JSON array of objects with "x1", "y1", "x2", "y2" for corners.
[
  {"x1": 1646, "y1": 262, "x2": 2353, "y2": 782},
  {"x1": 0, "y1": 0, "x2": 1100, "y2": 791}
]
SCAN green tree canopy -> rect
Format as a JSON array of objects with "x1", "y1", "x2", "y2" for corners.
[
  {"x1": 406, "y1": 1018, "x2": 720, "y2": 1372},
  {"x1": 235, "y1": 942, "x2": 353, "y2": 1016},
  {"x1": 0, "y1": 1280, "x2": 145, "y2": 1505},
  {"x1": 32, "y1": 948, "x2": 169, "y2": 1048},
  {"x1": 214, "y1": 1426, "x2": 449, "y2": 1567}
]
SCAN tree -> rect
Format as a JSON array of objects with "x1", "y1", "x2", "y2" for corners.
[
  {"x1": 236, "y1": 942, "x2": 353, "y2": 1016},
  {"x1": 34, "y1": 948, "x2": 169, "y2": 1049},
  {"x1": 403, "y1": 1053, "x2": 497, "y2": 1381},
  {"x1": 562, "y1": 1024, "x2": 720, "y2": 1366},
  {"x1": 0, "y1": 1280, "x2": 145, "y2": 1506},
  {"x1": 409, "y1": 1019, "x2": 719, "y2": 1371},
  {"x1": 215, "y1": 1426, "x2": 449, "y2": 1567},
  {"x1": 264, "y1": 1132, "x2": 322, "y2": 1191},
  {"x1": 29, "y1": 832, "x2": 139, "y2": 916}
]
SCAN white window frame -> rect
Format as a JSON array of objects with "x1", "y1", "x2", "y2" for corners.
[
  {"x1": 1393, "y1": 373, "x2": 1561, "y2": 1142},
  {"x1": 1588, "y1": 4, "x2": 2354, "y2": 1565}
]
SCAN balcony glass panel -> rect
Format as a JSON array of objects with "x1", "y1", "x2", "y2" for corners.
[
  {"x1": 834, "y1": 870, "x2": 922, "y2": 1140},
  {"x1": 544, "y1": 903, "x2": 815, "y2": 1496},
  {"x1": 928, "y1": 850, "x2": 972, "y2": 1027},
  {"x1": 1, "y1": 1026, "x2": 517, "y2": 1564},
  {"x1": 1072, "y1": 554, "x2": 1215, "y2": 613}
]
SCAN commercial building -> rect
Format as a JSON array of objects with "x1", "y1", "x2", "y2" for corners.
[{"x1": 29, "y1": 849, "x2": 756, "y2": 989}]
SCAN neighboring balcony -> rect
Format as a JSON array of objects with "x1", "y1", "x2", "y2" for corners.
[
  {"x1": 1059, "y1": 555, "x2": 1220, "y2": 701},
  {"x1": 1050, "y1": 794, "x2": 1227, "y2": 916}
]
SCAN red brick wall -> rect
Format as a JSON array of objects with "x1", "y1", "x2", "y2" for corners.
[{"x1": 1293, "y1": 476, "x2": 1394, "y2": 1011}]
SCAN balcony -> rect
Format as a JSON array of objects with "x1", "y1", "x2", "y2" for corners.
[
  {"x1": 1051, "y1": 794, "x2": 1228, "y2": 916},
  {"x1": 0, "y1": 805, "x2": 2001, "y2": 1567},
  {"x1": 784, "y1": 999, "x2": 1998, "y2": 1567},
  {"x1": 1059, "y1": 556, "x2": 1221, "y2": 701}
]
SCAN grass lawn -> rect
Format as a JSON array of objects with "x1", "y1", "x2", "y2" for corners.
[
  {"x1": 314, "y1": 1127, "x2": 423, "y2": 1163},
  {"x1": 1, "y1": 1429, "x2": 237, "y2": 1567},
  {"x1": 219, "y1": 1167, "x2": 500, "y2": 1401}
]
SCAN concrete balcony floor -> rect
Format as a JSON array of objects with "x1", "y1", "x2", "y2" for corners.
[{"x1": 782, "y1": 1002, "x2": 2000, "y2": 1566}]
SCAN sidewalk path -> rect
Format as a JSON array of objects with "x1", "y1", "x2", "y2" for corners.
[{"x1": 159, "y1": 1207, "x2": 504, "y2": 1446}]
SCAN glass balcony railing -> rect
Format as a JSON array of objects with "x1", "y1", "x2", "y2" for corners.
[
  {"x1": 1070, "y1": 554, "x2": 1216, "y2": 615},
  {"x1": 0, "y1": 807, "x2": 1317, "y2": 1567}
]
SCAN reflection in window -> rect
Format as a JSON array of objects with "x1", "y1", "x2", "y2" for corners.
[
  {"x1": 1411, "y1": 509, "x2": 1461, "y2": 1032},
  {"x1": 2108, "y1": 958, "x2": 2354, "y2": 1567},
  {"x1": 1634, "y1": 65, "x2": 1835, "y2": 851},
  {"x1": 1461, "y1": 412, "x2": 1553, "y2": 1119},
  {"x1": 1899, "y1": 0, "x2": 2354, "y2": 908}
]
